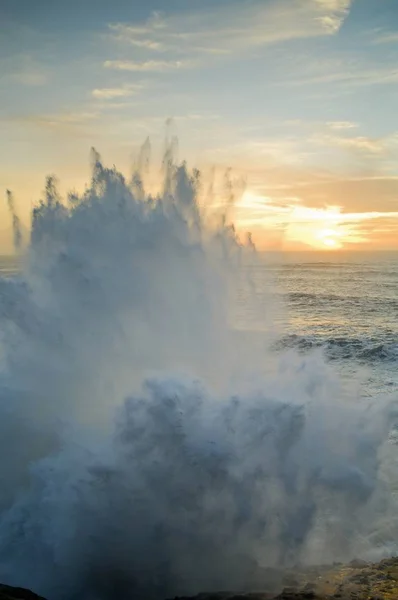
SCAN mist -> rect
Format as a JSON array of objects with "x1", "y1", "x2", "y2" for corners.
[{"x1": 0, "y1": 141, "x2": 397, "y2": 600}]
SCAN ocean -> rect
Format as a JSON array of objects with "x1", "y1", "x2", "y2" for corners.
[
  {"x1": 0, "y1": 256, "x2": 18, "y2": 278},
  {"x1": 237, "y1": 251, "x2": 398, "y2": 398},
  {"x1": 2, "y1": 251, "x2": 397, "y2": 398},
  {"x1": 0, "y1": 155, "x2": 397, "y2": 600}
]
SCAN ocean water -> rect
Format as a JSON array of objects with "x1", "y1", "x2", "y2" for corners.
[
  {"x1": 2, "y1": 251, "x2": 396, "y2": 398},
  {"x1": 2, "y1": 251, "x2": 397, "y2": 393},
  {"x1": 0, "y1": 149, "x2": 397, "y2": 600},
  {"x1": 0, "y1": 256, "x2": 18, "y2": 278},
  {"x1": 236, "y1": 252, "x2": 398, "y2": 397}
]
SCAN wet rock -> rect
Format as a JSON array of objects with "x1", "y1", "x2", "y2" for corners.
[
  {"x1": 348, "y1": 559, "x2": 368, "y2": 569},
  {"x1": 2, "y1": 557, "x2": 398, "y2": 600},
  {"x1": 282, "y1": 576, "x2": 300, "y2": 588},
  {"x1": 301, "y1": 583, "x2": 316, "y2": 593},
  {"x1": 0, "y1": 585, "x2": 47, "y2": 600}
]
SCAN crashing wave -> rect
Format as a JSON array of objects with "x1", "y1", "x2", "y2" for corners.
[{"x1": 0, "y1": 141, "x2": 397, "y2": 600}]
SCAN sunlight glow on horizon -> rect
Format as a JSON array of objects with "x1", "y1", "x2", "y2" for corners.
[
  {"x1": 235, "y1": 191, "x2": 398, "y2": 251},
  {"x1": 315, "y1": 228, "x2": 343, "y2": 250}
]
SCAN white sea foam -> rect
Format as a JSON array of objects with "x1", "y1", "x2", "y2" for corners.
[{"x1": 0, "y1": 141, "x2": 397, "y2": 600}]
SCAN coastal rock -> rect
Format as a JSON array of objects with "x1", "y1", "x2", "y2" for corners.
[
  {"x1": 0, "y1": 585, "x2": 47, "y2": 600},
  {"x1": 169, "y1": 557, "x2": 398, "y2": 600},
  {"x1": 1, "y1": 557, "x2": 398, "y2": 600}
]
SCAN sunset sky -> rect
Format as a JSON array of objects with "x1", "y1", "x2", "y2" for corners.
[{"x1": 1, "y1": 0, "x2": 398, "y2": 252}]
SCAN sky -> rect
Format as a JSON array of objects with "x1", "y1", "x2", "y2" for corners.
[{"x1": 1, "y1": 0, "x2": 398, "y2": 252}]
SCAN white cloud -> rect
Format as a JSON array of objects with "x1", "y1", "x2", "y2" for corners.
[
  {"x1": 326, "y1": 121, "x2": 358, "y2": 130},
  {"x1": 91, "y1": 84, "x2": 144, "y2": 99},
  {"x1": 335, "y1": 136, "x2": 386, "y2": 154},
  {"x1": 109, "y1": 24, "x2": 165, "y2": 51},
  {"x1": 313, "y1": 0, "x2": 352, "y2": 12},
  {"x1": 106, "y1": 0, "x2": 354, "y2": 63},
  {"x1": 312, "y1": 132, "x2": 394, "y2": 156},
  {"x1": 313, "y1": 0, "x2": 352, "y2": 32},
  {"x1": 128, "y1": 39, "x2": 164, "y2": 50},
  {"x1": 103, "y1": 59, "x2": 193, "y2": 72}
]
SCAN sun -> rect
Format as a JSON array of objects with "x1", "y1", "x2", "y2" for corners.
[
  {"x1": 315, "y1": 228, "x2": 342, "y2": 249},
  {"x1": 322, "y1": 237, "x2": 338, "y2": 248}
]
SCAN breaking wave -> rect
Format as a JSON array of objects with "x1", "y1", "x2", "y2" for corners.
[
  {"x1": 277, "y1": 335, "x2": 398, "y2": 364},
  {"x1": 0, "y1": 141, "x2": 397, "y2": 600}
]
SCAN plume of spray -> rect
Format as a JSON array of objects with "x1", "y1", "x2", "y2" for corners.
[
  {"x1": 6, "y1": 190, "x2": 23, "y2": 251},
  {"x1": 0, "y1": 137, "x2": 397, "y2": 600}
]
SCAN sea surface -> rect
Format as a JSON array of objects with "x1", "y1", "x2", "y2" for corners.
[
  {"x1": 239, "y1": 250, "x2": 398, "y2": 399},
  {"x1": 1, "y1": 250, "x2": 397, "y2": 399}
]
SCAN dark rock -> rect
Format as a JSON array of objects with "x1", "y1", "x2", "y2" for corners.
[
  {"x1": 275, "y1": 592, "x2": 316, "y2": 600},
  {"x1": 0, "y1": 585, "x2": 47, "y2": 600},
  {"x1": 349, "y1": 559, "x2": 368, "y2": 569},
  {"x1": 3, "y1": 556, "x2": 398, "y2": 600},
  {"x1": 282, "y1": 576, "x2": 300, "y2": 588}
]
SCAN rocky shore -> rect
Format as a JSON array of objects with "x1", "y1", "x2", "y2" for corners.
[
  {"x1": 1, "y1": 557, "x2": 397, "y2": 600},
  {"x1": 0, "y1": 585, "x2": 47, "y2": 600},
  {"x1": 171, "y1": 558, "x2": 398, "y2": 600}
]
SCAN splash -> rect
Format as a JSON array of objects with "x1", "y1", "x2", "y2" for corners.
[{"x1": 0, "y1": 141, "x2": 397, "y2": 600}]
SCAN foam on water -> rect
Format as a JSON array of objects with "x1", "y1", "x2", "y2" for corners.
[{"x1": 0, "y1": 142, "x2": 397, "y2": 600}]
